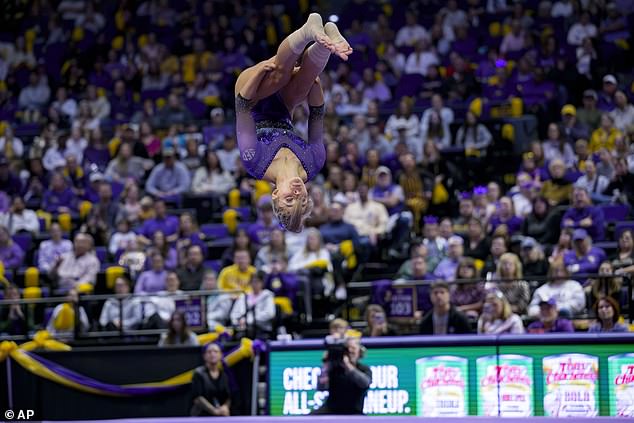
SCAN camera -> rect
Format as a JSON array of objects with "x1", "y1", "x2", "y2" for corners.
[{"x1": 324, "y1": 335, "x2": 348, "y2": 365}]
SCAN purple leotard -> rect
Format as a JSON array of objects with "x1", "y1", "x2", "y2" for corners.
[{"x1": 235, "y1": 93, "x2": 325, "y2": 181}]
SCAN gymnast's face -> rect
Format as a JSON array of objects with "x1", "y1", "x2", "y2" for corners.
[{"x1": 273, "y1": 176, "x2": 308, "y2": 209}]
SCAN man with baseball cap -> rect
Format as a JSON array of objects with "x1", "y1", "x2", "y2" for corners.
[
  {"x1": 563, "y1": 228, "x2": 606, "y2": 279},
  {"x1": 577, "y1": 89, "x2": 601, "y2": 130},
  {"x1": 527, "y1": 297, "x2": 574, "y2": 333},
  {"x1": 433, "y1": 235, "x2": 464, "y2": 282},
  {"x1": 560, "y1": 104, "x2": 589, "y2": 144},
  {"x1": 598, "y1": 74, "x2": 618, "y2": 112}
]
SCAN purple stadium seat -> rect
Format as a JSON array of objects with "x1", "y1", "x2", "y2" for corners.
[
  {"x1": 394, "y1": 74, "x2": 425, "y2": 99},
  {"x1": 12, "y1": 233, "x2": 32, "y2": 254},
  {"x1": 184, "y1": 98, "x2": 207, "y2": 119},
  {"x1": 200, "y1": 223, "x2": 229, "y2": 240},
  {"x1": 140, "y1": 89, "x2": 168, "y2": 101},
  {"x1": 599, "y1": 204, "x2": 630, "y2": 223},
  {"x1": 615, "y1": 221, "x2": 634, "y2": 240},
  {"x1": 95, "y1": 246, "x2": 107, "y2": 264}
]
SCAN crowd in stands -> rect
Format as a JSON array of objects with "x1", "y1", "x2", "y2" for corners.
[{"x1": 1, "y1": 0, "x2": 634, "y2": 342}]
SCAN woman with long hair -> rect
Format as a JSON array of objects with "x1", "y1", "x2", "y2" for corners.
[
  {"x1": 254, "y1": 228, "x2": 288, "y2": 273},
  {"x1": 147, "y1": 230, "x2": 178, "y2": 270},
  {"x1": 586, "y1": 261, "x2": 623, "y2": 307},
  {"x1": 363, "y1": 304, "x2": 397, "y2": 337},
  {"x1": 220, "y1": 228, "x2": 257, "y2": 268},
  {"x1": 235, "y1": 15, "x2": 351, "y2": 232},
  {"x1": 173, "y1": 212, "x2": 207, "y2": 265},
  {"x1": 612, "y1": 229, "x2": 634, "y2": 274},
  {"x1": 477, "y1": 291, "x2": 525, "y2": 334},
  {"x1": 452, "y1": 257, "x2": 486, "y2": 319},
  {"x1": 190, "y1": 343, "x2": 231, "y2": 416},
  {"x1": 492, "y1": 252, "x2": 531, "y2": 315},
  {"x1": 191, "y1": 149, "x2": 236, "y2": 195},
  {"x1": 588, "y1": 296, "x2": 628, "y2": 333},
  {"x1": 158, "y1": 310, "x2": 199, "y2": 346},
  {"x1": 521, "y1": 196, "x2": 559, "y2": 244}
]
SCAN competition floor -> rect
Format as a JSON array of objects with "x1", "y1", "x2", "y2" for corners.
[{"x1": 46, "y1": 416, "x2": 623, "y2": 422}]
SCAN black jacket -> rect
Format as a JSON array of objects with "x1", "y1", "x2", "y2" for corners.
[
  {"x1": 325, "y1": 362, "x2": 372, "y2": 414},
  {"x1": 420, "y1": 306, "x2": 473, "y2": 335}
]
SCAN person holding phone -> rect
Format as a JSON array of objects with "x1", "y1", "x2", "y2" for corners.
[{"x1": 363, "y1": 304, "x2": 398, "y2": 337}]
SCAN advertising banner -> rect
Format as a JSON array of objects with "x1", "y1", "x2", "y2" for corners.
[{"x1": 608, "y1": 353, "x2": 634, "y2": 417}]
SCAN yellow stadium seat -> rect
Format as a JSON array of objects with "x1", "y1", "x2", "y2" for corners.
[
  {"x1": 502, "y1": 123, "x2": 515, "y2": 142},
  {"x1": 489, "y1": 22, "x2": 501, "y2": 37},
  {"x1": 469, "y1": 98, "x2": 483, "y2": 118},
  {"x1": 58, "y1": 213, "x2": 72, "y2": 232},
  {"x1": 79, "y1": 201, "x2": 93, "y2": 220},
  {"x1": 510, "y1": 97, "x2": 523, "y2": 117},
  {"x1": 223, "y1": 209, "x2": 239, "y2": 235},
  {"x1": 23, "y1": 287, "x2": 42, "y2": 299},
  {"x1": 253, "y1": 180, "x2": 272, "y2": 203},
  {"x1": 106, "y1": 266, "x2": 125, "y2": 290},
  {"x1": 25, "y1": 267, "x2": 39, "y2": 288},
  {"x1": 76, "y1": 283, "x2": 94, "y2": 294},
  {"x1": 72, "y1": 27, "x2": 84, "y2": 42},
  {"x1": 274, "y1": 297, "x2": 293, "y2": 315}
]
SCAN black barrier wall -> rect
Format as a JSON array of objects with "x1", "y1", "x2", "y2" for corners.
[{"x1": 1, "y1": 346, "x2": 253, "y2": 420}]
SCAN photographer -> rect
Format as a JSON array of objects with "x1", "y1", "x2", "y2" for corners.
[{"x1": 314, "y1": 336, "x2": 372, "y2": 415}]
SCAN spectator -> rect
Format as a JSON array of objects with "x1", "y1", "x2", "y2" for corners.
[
  {"x1": 481, "y1": 235, "x2": 508, "y2": 277},
  {"x1": 46, "y1": 288, "x2": 90, "y2": 340},
  {"x1": 574, "y1": 161, "x2": 610, "y2": 202},
  {"x1": 218, "y1": 250, "x2": 257, "y2": 294},
  {"x1": 176, "y1": 245, "x2": 207, "y2": 291},
  {"x1": 135, "y1": 253, "x2": 168, "y2": 294},
  {"x1": 455, "y1": 111, "x2": 492, "y2": 154},
  {"x1": 422, "y1": 109, "x2": 451, "y2": 150},
  {"x1": 344, "y1": 183, "x2": 389, "y2": 250},
  {"x1": 0, "y1": 125, "x2": 24, "y2": 164},
  {"x1": 489, "y1": 196, "x2": 523, "y2": 236},
  {"x1": 384, "y1": 98, "x2": 419, "y2": 148},
  {"x1": 434, "y1": 235, "x2": 466, "y2": 282},
  {"x1": 254, "y1": 228, "x2": 288, "y2": 274},
  {"x1": 158, "y1": 94, "x2": 193, "y2": 128},
  {"x1": 610, "y1": 91, "x2": 634, "y2": 132},
  {"x1": 541, "y1": 159, "x2": 573, "y2": 207},
  {"x1": 50, "y1": 233, "x2": 100, "y2": 292},
  {"x1": 363, "y1": 304, "x2": 397, "y2": 337},
  {"x1": 567, "y1": 11, "x2": 597, "y2": 46},
  {"x1": 18, "y1": 72, "x2": 50, "y2": 119},
  {"x1": 490, "y1": 252, "x2": 530, "y2": 315},
  {"x1": 43, "y1": 172, "x2": 78, "y2": 214},
  {"x1": 247, "y1": 197, "x2": 278, "y2": 246},
  {"x1": 108, "y1": 219, "x2": 136, "y2": 256},
  {"x1": 597, "y1": 74, "x2": 618, "y2": 112},
  {"x1": 105, "y1": 142, "x2": 152, "y2": 183},
  {"x1": 420, "y1": 281, "x2": 472, "y2": 335},
  {"x1": 395, "y1": 11, "x2": 429, "y2": 47},
  {"x1": 528, "y1": 259, "x2": 585, "y2": 318},
  {"x1": 605, "y1": 157, "x2": 634, "y2": 206},
  {"x1": 588, "y1": 297, "x2": 628, "y2": 333},
  {"x1": 86, "y1": 84, "x2": 111, "y2": 123},
  {"x1": 231, "y1": 271, "x2": 276, "y2": 339},
  {"x1": 202, "y1": 271, "x2": 233, "y2": 330},
  {"x1": 521, "y1": 196, "x2": 559, "y2": 245},
  {"x1": 561, "y1": 187, "x2": 605, "y2": 241},
  {"x1": 563, "y1": 229, "x2": 606, "y2": 278},
  {"x1": 117, "y1": 183, "x2": 144, "y2": 225},
  {"x1": 500, "y1": 19, "x2": 525, "y2": 54},
  {"x1": 190, "y1": 343, "x2": 231, "y2": 417},
  {"x1": 519, "y1": 237, "x2": 549, "y2": 278},
  {"x1": 38, "y1": 223, "x2": 73, "y2": 273},
  {"x1": 549, "y1": 228, "x2": 573, "y2": 265},
  {"x1": 464, "y1": 217, "x2": 489, "y2": 261},
  {"x1": 559, "y1": 104, "x2": 589, "y2": 144},
  {"x1": 0, "y1": 157, "x2": 22, "y2": 198},
  {"x1": 99, "y1": 277, "x2": 143, "y2": 331},
  {"x1": 477, "y1": 291, "x2": 525, "y2": 334},
  {"x1": 527, "y1": 298, "x2": 574, "y2": 334},
  {"x1": 404, "y1": 39, "x2": 439, "y2": 76},
  {"x1": 158, "y1": 310, "x2": 199, "y2": 346},
  {"x1": 0, "y1": 225, "x2": 25, "y2": 271},
  {"x1": 220, "y1": 228, "x2": 258, "y2": 268},
  {"x1": 0, "y1": 284, "x2": 32, "y2": 335},
  {"x1": 577, "y1": 90, "x2": 601, "y2": 131},
  {"x1": 422, "y1": 217, "x2": 447, "y2": 266},
  {"x1": 589, "y1": 113, "x2": 622, "y2": 154},
  {"x1": 586, "y1": 261, "x2": 623, "y2": 308},
  {"x1": 147, "y1": 230, "x2": 178, "y2": 270},
  {"x1": 452, "y1": 257, "x2": 486, "y2": 319},
  {"x1": 216, "y1": 135, "x2": 240, "y2": 174},
  {"x1": 191, "y1": 149, "x2": 236, "y2": 195},
  {"x1": 612, "y1": 230, "x2": 634, "y2": 274},
  {"x1": 0, "y1": 196, "x2": 39, "y2": 235},
  {"x1": 145, "y1": 147, "x2": 191, "y2": 199},
  {"x1": 543, "y1": 123, "x2": 575, "y2": 166},
  {"x1": 136, "y1": 200, "x2": 179, "y2": 242}
]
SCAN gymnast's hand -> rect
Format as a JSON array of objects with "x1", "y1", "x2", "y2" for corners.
[{"x1": 261, "y1": 58, "x2": 277, "y2": 72}]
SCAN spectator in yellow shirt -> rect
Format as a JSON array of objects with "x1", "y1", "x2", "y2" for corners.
[
  {"x1": 217, "y1": 250, "x2": 256, "y2": 295},
  {"x1": 589, "y1": 113, "x2": 622, "y2": 153}
]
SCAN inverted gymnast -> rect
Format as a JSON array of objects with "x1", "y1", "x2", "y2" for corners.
[{"x1": 235, "y1": 14, "x2": 352, "y2": 232}]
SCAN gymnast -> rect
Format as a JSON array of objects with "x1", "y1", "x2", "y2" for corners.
[{"x1": 235, "y1": 14, "x2": 352, "y2": 232}]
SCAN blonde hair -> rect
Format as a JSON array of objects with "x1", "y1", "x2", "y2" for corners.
[
  {"x1": 485, "y1": 291, "x2": 513, "y2": 320},
  {"x1": 497, "y1": 252, "x2": 523, "y2": 279},
  {"x1": 272, "y1": 195, "x2": 314, "y2": 233}
]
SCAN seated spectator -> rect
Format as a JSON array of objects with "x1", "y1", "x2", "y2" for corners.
[
  {"x1": 563, "y1": 229, "x2": 606, "y2": 278},
  {"x1": 105, "y1": 142, "x2": 152, "y2": 183},
  {"x1": 108, "y1": 219, "x2": 136, "y2": 256},
  {"x1": 201, "y1": 270, "x2": 233, "y2": 330},
  {"x1": 146, "y1": 230, "x2": 178, "y2": 270},
  {"x1": 344, "y1": 183, "x2": 389, "y2": 250},
  {"x1": 255, "y1": 228, "x2": 288, "y2": 273},
  {"x1": 158, "y1": 310, "x2": 199, "y2": 346},
  {"x1": 143, "y1": 271, "x2": 185, "y2": 328},
  {"x1": 452, "y1": 257, "x2": 486, "y2": 319},
  {"x1": 289, "y1": 228, "x2": 337, "y2": 298},
  {"x1": 395, "y1": 243, "x2": 434, "y2": 279},
  {"x1": 519, "y1": 237, "x2": 549, "y2": 278},
  {"x1": 395, "y1": 254, "x2": 435, "y2": 314},
  {"x1": 395, "y1": 10, "x2": 429, "y2": 47},
  {"x1": 604, "y1": 157, "x2": 634, "y2": 206},
  {"x1": 248, "y1": 197, "x2": 278, "y2": 246},
  {"x1": 218, "y1": 250, "x2": 257, "y2": 295},
  {"x1": 573, "y1": 161, "x2": 610, "y2": 203},
  {"x1": 549, "y1": 228, "x2": 573, "y2": 265},
  {"x1": 190, "y1": 343, "x2": 231, "y2": 417},
  {"x1": 49, "y1": 233, "x2": 100, "y2": 292},
  {"x1": 612, "y1": 230, "x2": 634, "y2": 274},
  {"x1": 561, "y1": 187, "x2": 605, "y2": 241},
  {"x1": 135, "y1": 253, "x2": 168, "y2": 294},
  {"x1": 304, "y1": 186, "x2": 329, "y2": 229},
  {"x1": 136, "y1": 199, "x2": 179, "y2": 243},
  {"x1": 191, "y1": 149, "x2": 235, "y2": 195},
  {"x1": 477, "y1": 291, "x2": 525, "y2": 334},
  {"x1": 528, "y1": 259, "x2": 586, "y2": 318},
  {"x1": 0, "y1": 224, "x2": 25, "y2": 271},
  {"x1": 384, "y1": 98, "x2": 419, "y2": 149},
  {"x1": 230, "y1": 271, "x2": 276, "y2": 339},
  {"x1": 610, "y1": 91, "x2": 634, "y2": 133},
  {"x1": 0, "y1": 196, "x2": 39, "y2": 235},
  {"x1": 145, "y1": 147, "x2": 191, "y2": 200},
  {"x1": 577, "y1": 90, "x2": 602, "y2": 130},
  {"x1": 421, "y1": 217, "x2": 446, "y2": 268},
  {"x1": 452, "y1": 195, "x2": 475, "y2": 235},
  {"x1": 567, "y1": 11, "x2": 597, "y2": 46},
  {"x1": 117, "y1": 182, "x2": 144, "y2": 225},
  {"x1": 500, "y1": 19, "x2": 524, "y2": 54},
  {"x1": 489, "y1": 196, "x2": 523, "y2": 236},
  {"x1": 220, "y1": 228, "x2": 258, "y2": 269},
  {"x1": 588, "y1": 297, "x2": 628, "y2": 333},
  {"x1": 38, "y1": 223, "x2": 73, "y2": 273},
  {"x1": 509, "y1": 175, "x2": 535, "y2": 218},
  {"x1": 46, "y1": 288, "x2": 90, "y2": 340},
  {"x1": 363, "y1": 304, "x2": 398, "y2": 337},
  {"x1": 527, "y1": 298, "x2": 574, "y2": 334},
  {"x1": 540, "y1": 159, "x2": 573, "y2": 206},
  {"x1": 0, "y1": 125, "x2": 25, "y2": 165},
  {"x1": 0, "y1": 284, "x2": 32, "y2": 335},
  {"x1": 0, "y1": 155, "x2": 22, "y2": 197},
  {"x1": 560, "y1": 104, "x2": 590, "y2": 145},
  {"x1": 99, "y1": 277, "x2": 143, "y2": 331},
  {"x1": 43, "y1": 172, "x2": 78, "y2": 214},
  {"x1": 455, "y1": 111, "x2": 492, "y2": 155},
  {"x1": 543, "y1": 123, "x2": 575, "y2": 166},
  {"x1": 420, "y1": 281, "x2": 472, "y2": 335},
  {"x1": 173, "y1": 213, "x2": 206, "y2": 264},
  {"x1": 433, "y1": 236, "x2": 464, "y2": 282},
  {"x1": 489, "y1": 252, "x2": 530, "y2": 315},
  {"x1": 586, "y1": 261, "x2": 623, "y2": 308},
  {"x1": 589, "y1": 113, "x2": 621, "y2": 154},
  {"x1": 521, "y1": 196, "x2": 559, "y2": 245},
  {"x1": 481, "y1": 235, "x2": 508, "y2": 277},
  {"x1": 118, "y1": 239, "x2": 147, "y2": 281},
  {"x1": 176, "y1": 245, "x2": 207, "y2": 291},
  {"x1": 18, "y1": 72, "x2": 50, "y2": 121}
]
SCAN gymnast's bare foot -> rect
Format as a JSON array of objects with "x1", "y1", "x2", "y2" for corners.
[
  {"x1": 324, "y1": 22, "x2": 353, "y2": 61},
  {"x1": 305, "y1": 13, "x2": 336, "y2": 54}
]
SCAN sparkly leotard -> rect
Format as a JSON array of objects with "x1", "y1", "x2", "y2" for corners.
[{"x1": 235, "y1": 93, "x2": 325, "y2": 181}]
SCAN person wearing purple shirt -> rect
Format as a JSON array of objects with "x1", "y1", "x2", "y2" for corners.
[
  {"x1": 433, "y1": 236, "x2": 464, "y2": 282},
  {"x1": 110, "y1": 80, "x2": 134, "y2": 122},
  {"x1": 561, "y1": 187, "x2": 605, "y2": 241},
  {"x1": 0, "y1": 225, "x2": 25, "y2": 270},
  {"x1": 247, "y1": 198, "x2": 279, "y2": 246},
  {"x1": 563, "y1": 229, "x2": 606, "y2": 278},
  {"x1": 518, "y1": 69, "x2": 555, "y2": 108},
  {"x1": 489, "y1": 197, "x2": 523, "y2": 235},
  {"x1": 0, "y1": 156, "x2": 23, "y2": 197},
  {"x1": 137, "y1": 200, "x2": 179, "y2": 241},
  {"x1": 597, "y1": 75, "x2": 618, "y2": 112},
  {"x1": 42, "y1": 172, "x2": 78, "y2": 214},
  {"x1": 38, "y1": 223, "x2": 73, "y2": 273},
  {"x1": 527, "y1": 298, "x2": 574, "y2": 333},
  {"x1": 135, "y1": 253, "x2": 168, "y2": 294}
]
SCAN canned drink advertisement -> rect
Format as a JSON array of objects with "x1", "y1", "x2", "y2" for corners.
[
  {"x1": 477, "y1": 355, "x2": 533, "y2": 416},
  {"x1": 608, "y1": 353, "x2": 634, "y2": 417},
  {"x1": 542, "y1": 353, "x2": 599, "y2": 417},
  {"x1": 416, "y1": 356, "x2": 468, "y2": 417}
]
